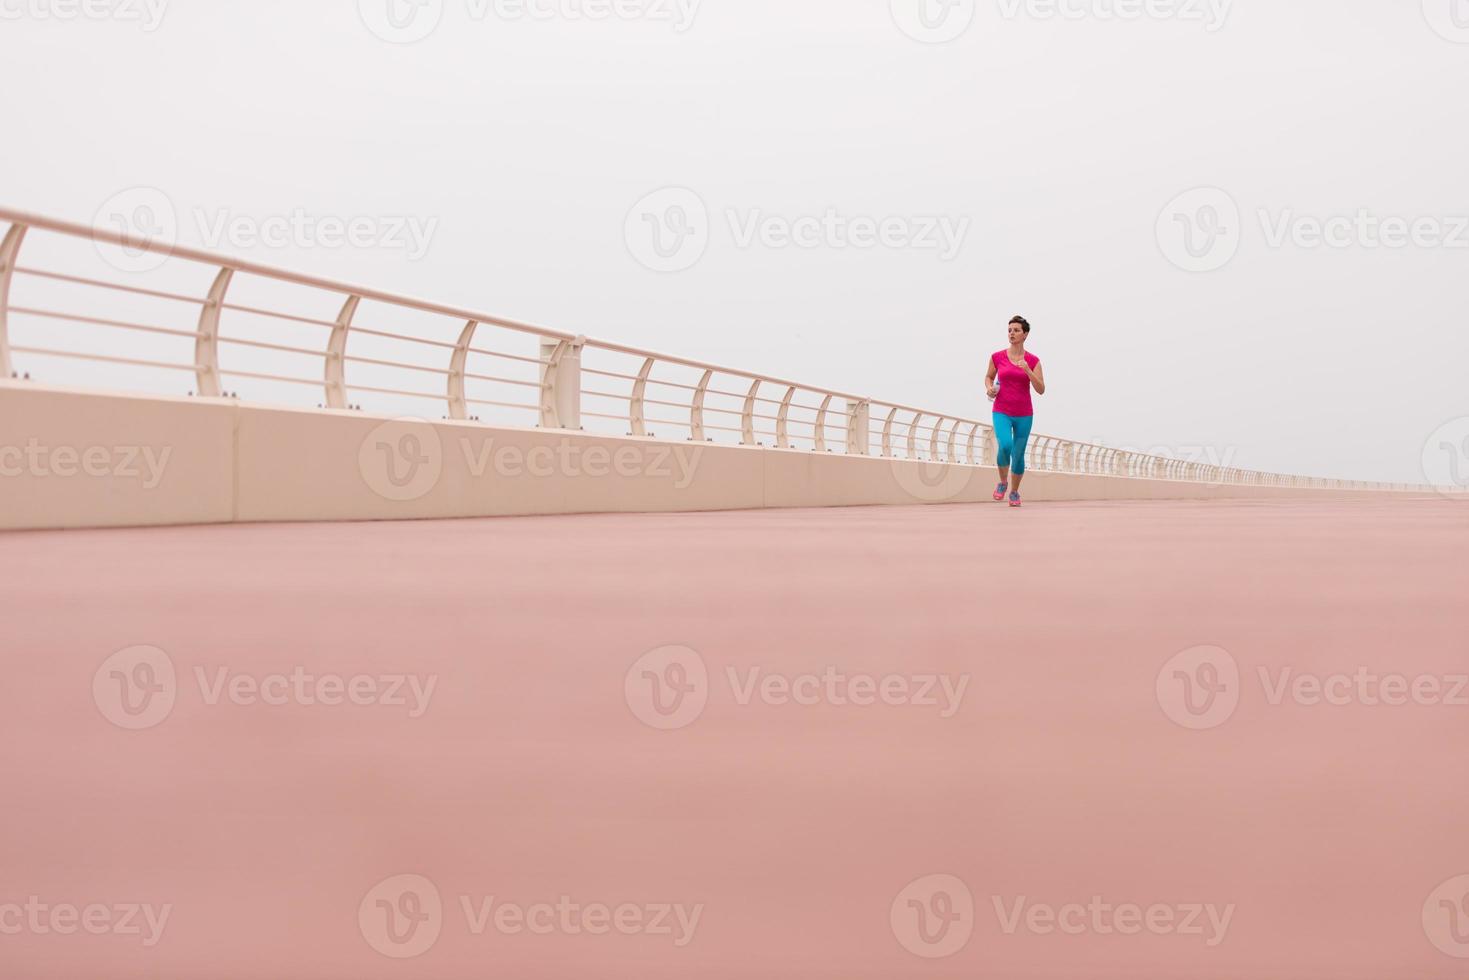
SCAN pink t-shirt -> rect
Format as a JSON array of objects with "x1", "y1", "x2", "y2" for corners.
[{"x1": 992, "y1": 350, "x2": 1039, "y2": 417}]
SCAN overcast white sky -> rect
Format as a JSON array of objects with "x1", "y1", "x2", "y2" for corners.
[{"x1": 3, "y1": 0, "x2": 1467, "y2": 484}]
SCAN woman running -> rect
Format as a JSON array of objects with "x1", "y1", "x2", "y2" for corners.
[{"x1": 985, "y1": 315, "x2": 1045, "y2": 507}]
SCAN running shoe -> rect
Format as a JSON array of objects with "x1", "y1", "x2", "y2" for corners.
[
  {"x1": 1008, "y1": 491, "x2": 1022, "y2": 508},
  {"x1": 993, "y1": 483, "x2": 1007, "y2": 501}
]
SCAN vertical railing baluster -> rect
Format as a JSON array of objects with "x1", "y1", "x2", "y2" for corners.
[
  {"x1": 812, "y1": 394, "x2": 832, "y2": 451},
  {"x1": 447, "y1": 320, "x2": 477, "y2": 420},
  {"x1": 629, "y1": 357, "x2": 654, "y2": 436},
  {"x1": 325, "y1": 294, "x2": 360, "y2": 409},
  {"x1": 742, "y1": 380, "x2": 762, "y2": 445},
  {"x1": 0, "y1": 223, "x2": 28, "y2": 380},
  {"x1": 691, "y1": 369, "x2": 713, "y2": 442}
]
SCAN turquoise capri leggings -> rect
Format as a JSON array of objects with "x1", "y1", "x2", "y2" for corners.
[{"x1": 993, "y1": 412, "x2": 1035, "y2": 475}]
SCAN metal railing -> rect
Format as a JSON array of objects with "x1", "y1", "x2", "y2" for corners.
[{"x1": 0, "y1": 206, "x2": 1421, "y2": 492}]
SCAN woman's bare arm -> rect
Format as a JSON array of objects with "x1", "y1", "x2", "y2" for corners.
[
  {"x1": 985, "y1": 358, "x2": 998, "y2": 400},
  {"x1": 1024, "y1": 359, "x2": 1046, "y2": 396}
]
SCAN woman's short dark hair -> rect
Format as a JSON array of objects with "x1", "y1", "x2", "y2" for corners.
[{"x1": 1009, "y1": 315, "x2": 1031, "y2": 334}]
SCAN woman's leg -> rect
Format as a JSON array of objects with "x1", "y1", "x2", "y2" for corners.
[
  {"x1": 993, "y1": 412, "x2": 1015, "y2": 486},
  {"x1": 1009, "y1": 415, "x2": 1035, "y2": 493}
]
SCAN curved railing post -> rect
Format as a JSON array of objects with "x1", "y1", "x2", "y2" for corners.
[
  {"x1": 629, "y1": 357, "x2": 654, "y2": 436},
  {"x1": 966, "y1": 422, "x2": 979, "y2": 465},
  {"x1": 742, "y1": 380, "x2": 762, "y2": 445},
  {"x1": 929, "y1": 416, "x2": 946, "y2": 461},
  {"x1": 907, "y1": 413, "x2": 922, "y2": 460},
  {"x1": 775, "y1": 386, "x2": 796, "y2": 448},
  {"x1": 945, "y1": 419, "x2": 960, "y2": 463},
  {"x1": 881, "y1": 407, "x2": 897, "y2": 457},
  {"x1": 325, "y1": 294, "x2": 360, "y2": 409},
  {"x1": 447, "y1": 320, "x2": 478, "y2": 420},
  {"x1": 0, "y1": 223, "x2": 28, "y2": 379},
  {"x1": 194, "y1": 267, "x2": 232, "y2": 398},
  {"x1": 812, "y1": 394, "x2": 833, "y2": 451},
  {"x1": 691, "y1": 369, "x2": 713, "y2": 442}
]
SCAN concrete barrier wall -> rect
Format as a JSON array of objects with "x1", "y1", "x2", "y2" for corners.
[{"x1": 0, "y1": 383, "x2": 1434, "y2": 531}]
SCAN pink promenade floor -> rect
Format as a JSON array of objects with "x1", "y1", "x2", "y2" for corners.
[{"x1": 2, "y1": 497, "x2": 1467, "y2": 979}]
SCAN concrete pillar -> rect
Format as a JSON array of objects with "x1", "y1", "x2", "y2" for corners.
[{"x1": 846, "y1": 400, "x2": 871, "y2": 455}]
